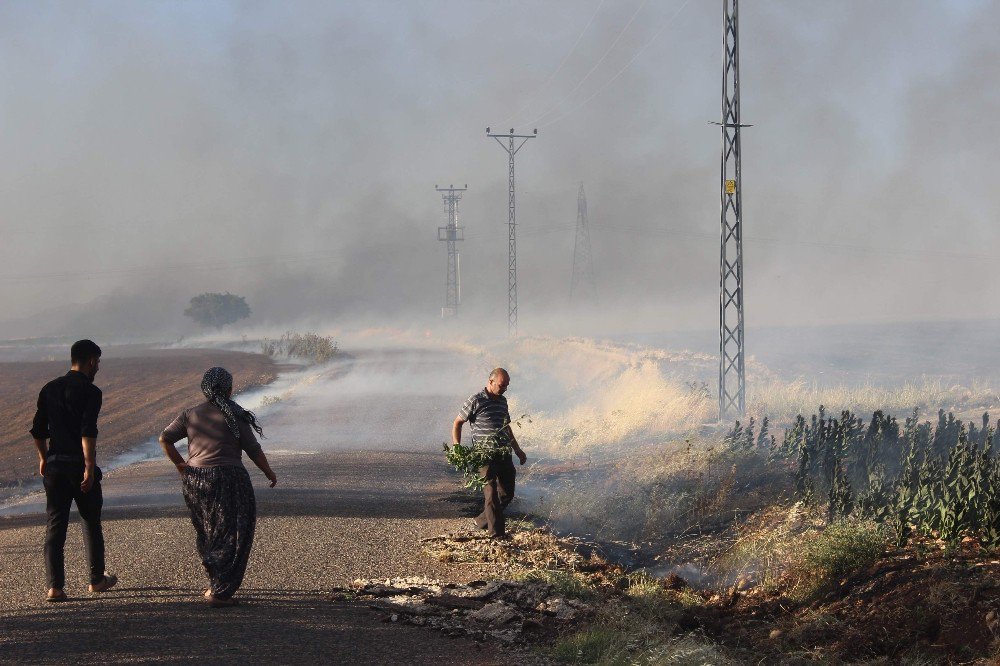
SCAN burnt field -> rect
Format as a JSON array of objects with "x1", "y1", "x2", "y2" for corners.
[{"x1": 0, "y1": 348, "x2": 277, "y2": 493}]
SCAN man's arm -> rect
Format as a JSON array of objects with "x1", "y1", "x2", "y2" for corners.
[
  {"x1": 80, "y1": 389, "x2": 102, "y2": 493},
  {"x1": 80, "y1": 437, "x2": 97, "y2": 493},
  {"x1": 33, "y1": 439, "x2": 47, "y2": 476},
  {"x1": 30, "y1": 389, "x2": 49, "y2": 476},
  {"x1": 504, "y1": 425, "x2": 527, "y2": 465},
  {"x1": 452, "y1": 417, "x2": 466, "y2": 445}
]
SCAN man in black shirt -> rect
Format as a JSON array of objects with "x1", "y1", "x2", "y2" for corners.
[{"x1": 30, "y1": 339, "x2": 117, "y2": 602}]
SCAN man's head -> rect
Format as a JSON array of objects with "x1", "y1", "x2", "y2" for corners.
[
  {"x1": 487, "y1": 367, "x2": 510, "y2": 396},
  {"x1": 70, "y1": 339, "x2": 102, "y2": 379}
]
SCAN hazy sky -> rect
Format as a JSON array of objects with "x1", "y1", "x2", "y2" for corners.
[{"x1": 0, "y1": 0, "x2": 997, "y2": 339}]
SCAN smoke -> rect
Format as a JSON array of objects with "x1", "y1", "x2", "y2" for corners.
[{"x1": 1, "y1": 1, "x2": 998, "y2": 342}]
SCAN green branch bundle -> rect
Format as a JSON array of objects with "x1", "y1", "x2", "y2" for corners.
[{"x1": 443, "y1": 416, "x2": 527, "y2": 490}]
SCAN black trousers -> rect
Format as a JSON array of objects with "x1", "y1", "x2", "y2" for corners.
[
  {"x1": 182, "y1": 465, "x2": 257, "y2": 598},
  {"x1": 43, "y1": 468, "x2": 105, "y2": 589},
  {"x1": 474, "y1": 456, "x2": 516, "y2": 536}
]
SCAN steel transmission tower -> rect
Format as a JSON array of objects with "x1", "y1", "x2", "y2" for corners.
[
  {"x1": 486, "y1": 127, "x2": 537, "y2": 337},
  {"x1": 436, "y1": 184, "x2": 466, "y2": 318},
  {"x1": 716, "y1": 0, "x2": 750, "y2": 419},
  {"x1": 570, "y1": 182, "x2": 596, "y2": 303}
]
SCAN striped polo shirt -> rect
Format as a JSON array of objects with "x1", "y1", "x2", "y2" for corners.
[{"x1": 458, "y1": 389, "x2": 511, "y2": 445}]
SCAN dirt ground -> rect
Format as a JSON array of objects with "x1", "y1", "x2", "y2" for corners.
[{"x1": 0, "y1": 348, "x2": 278, "y2": 492}]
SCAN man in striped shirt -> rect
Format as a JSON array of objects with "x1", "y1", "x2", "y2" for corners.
[{"x1": 452, "y1": 368, "x2": 527, "y2": 537}]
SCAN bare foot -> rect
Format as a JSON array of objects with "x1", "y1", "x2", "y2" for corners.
[
  {"x1": 207, "y1": 594, "x2": 239, "y2": 608},
  {"x1": 46, "y1": 588, "x2": 67, "y2": 603},
  {"x1": 204, "y1": 589, "x2": 212, "y2": 598}
]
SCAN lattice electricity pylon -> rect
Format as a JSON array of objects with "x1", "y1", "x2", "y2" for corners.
[
  {"x1": 570, "y1": 182, "x2": 596, "y2": 303},
  {"x1": 436, "y1": 184, "x2": 466, "y2": 318},
  {"x1": 487, "y1": 127, "x2": 537, "y2": 337},
  {"x1": 714, "y1": 0, "x2": 752, "y2": 420}
]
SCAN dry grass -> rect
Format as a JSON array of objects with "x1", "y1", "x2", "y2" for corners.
[
  {"x1": 710, "y1": 507, "x2": 888, "y2": 603},
  {"x1": 746, "y1": 377, "x2": 999, "y2": 424},
  {"x1": 260, "y1": 331, "x2": 338, "y2": 364},
  {"x1": 551, "y1": 623, "x2": 735, "y2": 665}
]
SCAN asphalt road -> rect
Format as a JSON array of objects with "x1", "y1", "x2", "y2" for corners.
[{"x1": 0, "y1": 450, "x2": 513, "y2": 665}]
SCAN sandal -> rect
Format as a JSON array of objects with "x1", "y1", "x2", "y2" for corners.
[{"x1": 88, "y1": 574, "x2": 118, "y2": 593}]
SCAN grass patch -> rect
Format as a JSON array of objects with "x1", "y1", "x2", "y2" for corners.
[
  {"x1": 624, "y1": 572, "x2": 688, "y2": 621},
  {"x1": 789, "y1": 519, "x2": 887, "y2": 602},
  {"x1": 514, "y1": 568, "x2": 598, "y2": 601},
  {"x1": 552, "y1": 628, "x2": 627, "y2": 664},
  {"x1": 646, "y1": 636, "x2": 736, "y2": 665},
  {"x1": 712, "y1": 505, "x2": 807, "y2": 592},
  {"x1": 505, "y1": 517, "x2": 535, "y2": 534},
  {"x1": 552, "y1": 626, "x2": 733, "y2": 665}
]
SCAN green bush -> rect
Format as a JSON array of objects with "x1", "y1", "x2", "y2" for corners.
[
  {"x1": 789, "y1": 519, "x2": 886, "y2": 601},
  {"x1": 767, "y1": 406, "x2": 1000, "y2": 548}
]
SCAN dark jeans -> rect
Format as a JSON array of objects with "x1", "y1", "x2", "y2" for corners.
[
  {"x1": 43, "y1": 467, "x2": 105, "y2": 589},
  {"x1": 474, "y1": 456, "x2": 516, "y2": 537}
]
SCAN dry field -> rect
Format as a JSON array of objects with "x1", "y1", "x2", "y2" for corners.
[{"x1": 0, "y1": 347, "x2": 277, "y2": 492}]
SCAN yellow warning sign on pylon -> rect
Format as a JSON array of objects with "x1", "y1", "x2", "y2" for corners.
[{"x1": 725, "y1": 179, "x2": 736, "y2": 194}]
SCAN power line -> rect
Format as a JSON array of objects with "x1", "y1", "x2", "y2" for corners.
[
  {"x1": 504, "y1": 0, "x2": 607, "y2": 127},
  {"x1": 538, "y1": 0, "x2": 694, "y2": 129},
  {"x1": 527, "y1": 0, "x2": 651, "y2": 127},
  {"x1": 593, "y1": 223, "x2": 997, "y2": 264}
]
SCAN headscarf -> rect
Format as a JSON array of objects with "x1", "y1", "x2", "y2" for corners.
[{"x1": 201, "y1": 367, "x2": 264, "y2": 441}]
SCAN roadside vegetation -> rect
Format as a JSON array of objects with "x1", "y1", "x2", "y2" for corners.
[
  {"x1": 260, "y1": 331, "x2": 339, "y2": 363},
  {"x1": 506, "y1": 400, "x2": 1000, "y2": 663}
]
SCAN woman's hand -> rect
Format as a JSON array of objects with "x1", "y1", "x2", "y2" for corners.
[
  {"x1": 175, "y1": 462, "x2": 189, "y2": 476},
  {"x1": 248, "y1": 449, "x2": 277, "y2": 487}
]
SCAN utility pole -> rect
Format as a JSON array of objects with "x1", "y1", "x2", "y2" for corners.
[
  {"x1": 716, "y1": 0, "x2": 750, "y2": 419},
  {"x1": 436, "y1": 184, "x2": 466, "y2": 318},
  {"x1": 486, "y1": 127, "x2": 537, "y2": 337},
  {"x1": 570, "y1": 182, "x2": 596, "y2": 303}
]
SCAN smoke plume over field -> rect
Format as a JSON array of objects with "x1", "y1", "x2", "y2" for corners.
[{"x1": 0, "y1": 1, "x2": 998, "y2": 342}]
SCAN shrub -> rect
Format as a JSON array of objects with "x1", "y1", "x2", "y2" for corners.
[
  {"x1": 259, "y1": 331, "x2": 338, "y2": 364},
  {"x1": 788, "y1": 519, "x2": 886, "y2": 601}
]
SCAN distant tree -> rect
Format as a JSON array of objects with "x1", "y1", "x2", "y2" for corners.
[{"x1": 184, "y1": 292, "x2": 251, "y2": 328}]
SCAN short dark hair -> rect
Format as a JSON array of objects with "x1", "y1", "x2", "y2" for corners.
[{"x1": 71, "y1": 339, "x2": 102, "y2": 364}]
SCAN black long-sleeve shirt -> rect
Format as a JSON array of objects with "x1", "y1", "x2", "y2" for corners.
[{"x1": 30, "y1": 370, "x2": 103, "y2": 466}]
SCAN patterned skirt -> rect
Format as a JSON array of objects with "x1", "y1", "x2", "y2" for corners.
[{"x1": 181, "y1": 465, "x2": 257, "y2": 598}]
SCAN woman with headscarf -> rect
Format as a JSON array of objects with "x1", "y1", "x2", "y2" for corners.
[{"x1": 158, "y1": 367, "x2": 277, "y2": 607}]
